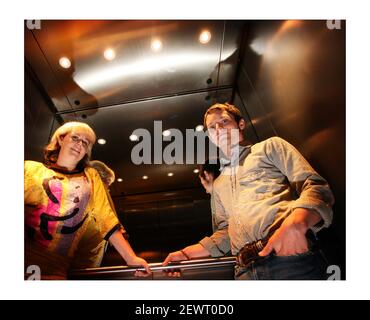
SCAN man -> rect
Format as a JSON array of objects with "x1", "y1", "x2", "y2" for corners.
[{"x1": 163, "y1": 103, "x2": 334, "y2": 280}]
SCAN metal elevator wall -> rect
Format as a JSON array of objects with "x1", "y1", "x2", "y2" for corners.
[
  {"x1": 24, "y1": 20, "x2": 245, "y2": 265},
  {"x1": 235, "y1": 20, "x2": 345, "y2": 276},
  {"x1": 24, "y1": 20, "x2": 345, "y2": 275}
]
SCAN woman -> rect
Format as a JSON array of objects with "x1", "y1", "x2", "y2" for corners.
[
  {"x1": 70, "y1": 160, "x2": 128, "y2": 269},
  {"x1": 24, "y1": 121, "x2": 150, "y2": 279}
]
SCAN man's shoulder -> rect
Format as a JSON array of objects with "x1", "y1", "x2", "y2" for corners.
[
  {"x1": 254, "y1": 136, "x2": 286, "y2": 146},
  {"x1": 251, "y1": 136, "x2": 290, "y2": 152}
]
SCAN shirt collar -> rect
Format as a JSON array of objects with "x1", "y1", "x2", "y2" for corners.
[
  {"x1": 219, "y1": 140, "x2": 252, "y2": 170},
  {"x1": 44, "y1": 161, "x2": 84, "y2": 174}
]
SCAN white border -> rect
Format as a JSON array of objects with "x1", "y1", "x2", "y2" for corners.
[{"x1": 1, "y1": 0, "x2": 370, "y2": 300}]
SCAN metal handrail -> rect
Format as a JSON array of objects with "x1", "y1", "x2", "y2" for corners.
[{"x1": 69, "y1": 256, "x2": 236, "y2": 277}]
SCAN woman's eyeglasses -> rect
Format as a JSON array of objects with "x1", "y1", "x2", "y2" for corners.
[{"x1": 70, "y1": 135, "x2": 90, "y2": 149}]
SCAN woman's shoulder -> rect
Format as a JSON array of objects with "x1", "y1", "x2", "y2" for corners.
[
  {"x1": 24, "y1": 161, "x2": 50, "y2": 181},
  {"x1": 24, "y1": 160, "x2": 44, "y2": 170},
  {"x1": 84, "y1": 165, "x2": 100, "y2": 178},
  {"x1": 24, "y1": 161, "x2": 55, "y2": 176}
]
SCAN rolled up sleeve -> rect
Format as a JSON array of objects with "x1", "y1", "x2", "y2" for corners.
[
  {"x1": 199, "y1": 191, "x2": 231, "y2": 257},
  {"x1": 267, "y1": 137, "x2": 335, "y2": 232}
]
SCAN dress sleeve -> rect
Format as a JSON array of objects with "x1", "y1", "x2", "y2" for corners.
[
  {"x1": 87, "y1": 168, "x2": 122, "y2": 241},
  {"x1": 24, "y1": 161, "x2": 45, "y2": 206}
]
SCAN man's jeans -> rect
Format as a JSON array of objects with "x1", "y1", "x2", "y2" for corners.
[{"x1": 235, "y1": 249, "x2": 328, "y2": 280}]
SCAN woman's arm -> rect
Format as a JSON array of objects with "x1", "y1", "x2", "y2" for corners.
[{"x1": 108, "y1": 230, "x2": 151, "y2": 276}]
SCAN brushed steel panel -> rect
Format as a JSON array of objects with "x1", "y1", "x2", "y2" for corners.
[
  {"x1": 55, "y1": 89, "x2": 233, "y2": 196},
  {"x1": 25, "y1": 26, "x2": 73, "y2": 112},
  {"x1": 237, "y1": 20, "x2": 345, "y2": 274},
  {"x1": 31, "y1": 20, "x2": 242, "y2": 109},
  {"x1": 25, "y1": 68, "x2": 56, "y2": 161}
]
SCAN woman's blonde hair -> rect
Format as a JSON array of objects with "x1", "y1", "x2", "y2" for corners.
[{"x1": 44, "y1": 121, "x2": 96, "y2": 169}]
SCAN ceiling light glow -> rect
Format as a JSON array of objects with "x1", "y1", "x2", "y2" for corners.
[
  {"x1": 199, "y1": 30, "x2": 211, "y2": 44},
  {"x1": 162, "y1": 130, "x2": 171, "y2": 137},
  {"x1": 104, "y1": 48, "x2": 116, "y2": 61},
  {"x1": 130, "y1": 134, "x2": 139, "y2": 141},
  {"x1": 59, "y1": 57, "x2": 71, "y2": 69},
  {"x1": 151, "y1": 39, "x2": 162, "y2": 51}
]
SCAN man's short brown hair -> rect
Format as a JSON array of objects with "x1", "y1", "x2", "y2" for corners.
[{"x1": 203, "y1": 103, "x2": 244, "y2": 129}]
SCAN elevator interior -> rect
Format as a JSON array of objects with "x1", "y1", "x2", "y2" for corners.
[{"x1": 25, "y1": 20, "x2": 345, "y2": 279}]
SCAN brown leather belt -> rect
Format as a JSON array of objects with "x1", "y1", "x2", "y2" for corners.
[
  {"x1": 236, "y1": 227, "x2": 317, "y2": 268},
  {"x1": 237, "y1": 219, "x2": 283, "y2": 267},
  {"x1": 236, "y1": 237, "x2": 270, "y2": 267}
]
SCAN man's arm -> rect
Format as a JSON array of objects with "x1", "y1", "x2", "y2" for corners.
[
  {"x1": 162, "y1": 190, "x2": 230, "y2": 276},
  {"x1": 163, "y1": 243, "x2": 211, "y2": 265},
  {"x1": 259, "y1": 207, "x2": 321, "y2": 256},
  {"x1": 268, "y1": 137, "x2": 334, "y2": 230},
  {"x1": 260, "y1": 137, "x2": 334, "y2": 256},
  {"x1": 164, "y1": 189, "x2": 230, "y2": 261},
  {"x1": 162, "y1": 244, "x2": 211, "y2": 277},
  {"x1": 199, "y1": 190, "x2": 231, "y2": 256}
]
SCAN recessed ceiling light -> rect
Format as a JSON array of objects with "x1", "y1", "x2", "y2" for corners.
[
  {"x1": 117, "y1": 178, "x2": 123, "y2": 182},
  {"x1": 104, "y1": 48, "x2": 116, "y2": 61},
  {"x1": 97, "y1": 138, "x2": 106, "y2": 145},
  {"x1": 129, "y1": 134, "x2": 139, "y2": 141},
  {"x1": 59, "y1": 57, "x2": 71, "y2": 69},
  {"x1": 151, "y1": 39, "x2": 162, "y2": 52},
  {"x1": 195, "y1": 125, "x2": 204, "y2": 132},
  {"x1": 167, "y1": 172, "x2": 174, "y2": 177},
  {"x1": 199, "y1": 30, "x2": 212, "y2": 44},
  {"x1": 193, "y1": 169, "x2": 199, "y2": 174},
  {"x1": 142, "y1": 175, "x2": 148, "y2": 180},
  {"x1": 162, "y1": 130, "x2": 171, "y2": 137}
]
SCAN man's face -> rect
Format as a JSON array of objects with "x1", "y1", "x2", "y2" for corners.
[{"x1": 205, "y1": 110, "x2": 243, "y2": 149}]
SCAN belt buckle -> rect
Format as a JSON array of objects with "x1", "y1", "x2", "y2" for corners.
[{"x1": 237, "y1": 239, "x2": 265, "y2": 267}]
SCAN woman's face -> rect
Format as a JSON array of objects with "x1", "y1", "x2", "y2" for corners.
[{"x1": 58, "y1": 131, "x2": 92, "y2": 165}]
